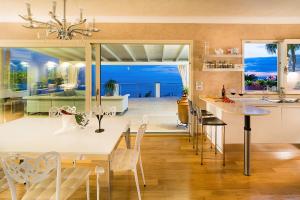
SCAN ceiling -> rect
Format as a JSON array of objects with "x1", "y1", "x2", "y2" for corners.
[
  {"x1": 1, "y1": 0, "x2": 300, "y2": 24},
  {"x1": 27, "y1": 44, "x2": 189, "y2": 62}
]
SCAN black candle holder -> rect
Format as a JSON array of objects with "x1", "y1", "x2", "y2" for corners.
[{"x1": 95, "y1": 114, "x2": 104, "y2": 133}]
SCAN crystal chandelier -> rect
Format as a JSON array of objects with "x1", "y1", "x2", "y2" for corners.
[{"x1": 19, "y1": 0, "x2": 99, "y2": 40}]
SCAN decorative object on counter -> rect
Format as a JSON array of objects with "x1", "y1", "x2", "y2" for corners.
[
  {"x1": 226, "y1": 48, "x2": 239, "y2": 55},
  {"x1": 233, "y1": 64, "x2": 243, "y2": 69},
  {"x1": 222, "y1": 96, "x2": 235, "y2": 103},
  {"x1": 104, "y1": 79, "x2": 117, "y2": 96},
  {"x1": 226, "y1": 48, "x2": 232, "y2": 54},
  {"x1": 60, "y1": 106, "x2": 76, "y2": 115},
  {"x1": 204, "y1": 41, "x2": 209, "y2": 56},
  {"x1": 222, "y1": 85, "x2": 226, "y2": 98},
  {"x1": 232, "y1": 48, "x2": 240, "y2": 55},
  {"x1": 75, "y1": 113, "x2": 89, "y2": 128},
  {"x1": 93, "y1": 105, "x2": 105, "y2": 133},
  {"x1": 49, "y1": 106, "x2": 62, "y2": 118},
  {"x1": 177, "y1": 87, "x2": 189, "y2": 125},
  {"x1": 52, "y1": 106, "x2": 89, "y2": 134},
  {"x1": 204, "y1": 61, "x2": 235, "y2": 69},
  {"x1": 214, "y1": 48, "x2": 224, "y2": 55}
]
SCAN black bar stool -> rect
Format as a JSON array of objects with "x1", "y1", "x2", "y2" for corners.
[
  {"x1": 195, "y1": 107, "x2": 227, "y2": 166},
  {"x1": 188, "y1": 99, "x2": 213, "y2": 150}
]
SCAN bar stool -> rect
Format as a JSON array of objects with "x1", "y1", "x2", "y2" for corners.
[
  {"x1": 188, "y1": 99, "x2": 213, "y2": 149},
  {"x1": 195, "y1": 107, "x2": 227, "y2": 166}
]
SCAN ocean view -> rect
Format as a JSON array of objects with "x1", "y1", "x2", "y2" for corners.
[
  {"x1": 95, "y1": 65, "x2": 183, "y2": 97},
  {"x1": 244, "y1": 56, "x2": 278, "y2": 78}
]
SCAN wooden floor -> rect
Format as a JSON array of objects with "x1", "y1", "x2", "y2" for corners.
[{"x1": 1, "y1": 135, "x2": 300, "y2": 200}]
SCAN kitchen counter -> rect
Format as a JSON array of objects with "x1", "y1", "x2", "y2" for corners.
[
  {"x1": 199, "y1": 96, "x2": 300, "y2": 144},
  {"x1": 199, "y1": 96, "x2": 300, "y2": 176},
  {"x1": 200, "y1": 97, "x2": 270, "y2": 116}
]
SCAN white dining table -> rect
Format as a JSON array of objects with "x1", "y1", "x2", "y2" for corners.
[{"x1": 0, "y1": 116, "x2": 131, "y2": 199}]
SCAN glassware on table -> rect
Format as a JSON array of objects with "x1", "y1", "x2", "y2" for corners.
[
  {"x1": 238, "y1": 90, "x2": 244, "y2": 96},
  {"x1": 93, "y1": 105, "x2": 105, "y2": 133},
  {"x1": 230, "y1": 88, "x2": 236, "y2": 96}
]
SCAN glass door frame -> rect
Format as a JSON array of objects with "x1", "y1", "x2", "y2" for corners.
[
  {"x1": 280, "y1": 39, "x2": 300, "y2": 94},
  {"x1": 0, "y1": 40, "x2": 93, "y2": 112},
  {"x1": 90, "y1": 40, "x2": 194, "y2": 104}
]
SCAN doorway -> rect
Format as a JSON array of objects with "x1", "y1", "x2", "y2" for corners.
[{"x1": 92, "y1": 41, "x2": 193, "y2": 132}]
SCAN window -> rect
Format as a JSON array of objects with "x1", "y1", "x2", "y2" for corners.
[
  {"x1": 243, "y1": 42, "x2": 278, "y2": 92},
  {"x1": 285, "y1": 43, "x2": 300, "y2": 93}
]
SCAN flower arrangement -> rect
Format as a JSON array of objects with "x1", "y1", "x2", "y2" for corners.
[
  {"x1": 75, "y1": 113, "x2": 89, "y2": 128},
  {"x1": 60, "y1": 107, "x2": 89, "y2": 128}
]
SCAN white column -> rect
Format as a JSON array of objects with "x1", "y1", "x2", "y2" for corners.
[
  {"x1": 95, "y1": 44, "x2": 101, "y2": 105},
  {"x1": 85, "y1": 44, "x2": 92, "y2": 113},
  {"x1": 155, "y1": 83, "x2": 160, "y2": 98},
  {"x1": 114, "y1": 83, "x2": 119, "y2": 96}
]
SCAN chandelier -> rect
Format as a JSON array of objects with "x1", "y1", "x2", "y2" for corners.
[{"x1": 19, "y1": 0, "x2": 99, "y2": 40}]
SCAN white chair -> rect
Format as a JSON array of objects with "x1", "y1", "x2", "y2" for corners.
[
  {"x1": 1, "y1": 152, "x2": 91, "y2": 200},
  {"x1": 0, "y1": 168, "x2": 8, "y2": 193},
  {"x1": 73, "y1": 157, "x2": 105, "y2": 200},
  {"x1": 95, "y1": 166, "x2": 105, "y2": 200},
  {"x1": 110, "y1": 122, "x2": 147, "y2": 200},
  {"x1": 103, "y1": 106, "x2": 117, "y2": 117},
  {"x1": 49, "y1": 107, "x2": 62, "y2": 118}
]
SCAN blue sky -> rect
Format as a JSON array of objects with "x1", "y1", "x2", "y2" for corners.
[{"x1": 244, "y1": 43, "x2": 277, "y2": 58}]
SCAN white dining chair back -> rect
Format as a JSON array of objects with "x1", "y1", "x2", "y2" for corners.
[
  {"x1": 110, "y1": 121, "x2": 148, "y2": 200},
  {"x1": 49, "y1": 107, "x2": 62, "y2": 118},
  {"x1": 134, "y1": 123, "x2": 147, "y2": 155},
  {"x1": 0, "y1": 168, "x2": 8, "y2": 193},
  {"x1": 103, "y1": 106, "x2": 117, "y2": 117},
  {"x1": 1, "y1": 152, "x2": 61, "y2": 200},
  {"x1": 1, "y1": 152, "x2": 91, "y2": 200},
  {"x1": 142, "y1": 115, "x2": 149, "y2": 125}
]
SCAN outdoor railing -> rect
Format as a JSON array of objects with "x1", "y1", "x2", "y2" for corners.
[{"x1": 100, "y1": 83, "x2": 183, "y2": 98}]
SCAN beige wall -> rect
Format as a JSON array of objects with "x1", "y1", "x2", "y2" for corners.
[{"x1": 1, "y1": 23, "x2": 300, "y2": 101}]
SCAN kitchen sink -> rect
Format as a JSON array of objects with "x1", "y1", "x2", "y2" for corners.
[{"x1": 266, "y1": 98, "x2": 299, "y2": 103}]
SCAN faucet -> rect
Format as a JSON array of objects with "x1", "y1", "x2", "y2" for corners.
[
  {"x1": 279, "y1": 87, "x2": 285, "y2": 101},
  {"x1": 261, "y1": 86, "x2": 269, "y2": 100}
]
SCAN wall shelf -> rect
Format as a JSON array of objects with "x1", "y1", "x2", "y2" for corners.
[
  {"x1": 204, "y1": 54, "x2": 243, "y2": 59},
  {"x1": 202, "y1": 65, "x2": 244, "y2": 72}
]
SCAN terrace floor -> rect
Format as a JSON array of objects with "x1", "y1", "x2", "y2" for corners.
[
  {"x1": 0, "y1": 97, "x2": 188, "y2": 133},
  {"x1": 124, "y1": 97, "x2": 187, "y2": 133}
]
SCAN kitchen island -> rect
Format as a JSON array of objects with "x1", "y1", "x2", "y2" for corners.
[
  {"x1": 199, "y1": 97, "x2": 272, "y2": 176},
  {"x1": 200, "y1": 97, "x2": 300, "y2": 144}
]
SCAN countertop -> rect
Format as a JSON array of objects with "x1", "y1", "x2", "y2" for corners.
[{"x1": 200, "y1": 97, "x2": 271, "y2": 116}]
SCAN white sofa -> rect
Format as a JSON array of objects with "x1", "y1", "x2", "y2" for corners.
[{"x1": 23, "y1": 94, "x2": 129, "y2": 114}]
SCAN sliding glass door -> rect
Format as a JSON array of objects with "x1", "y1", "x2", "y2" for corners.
[{"x1": 0, "y1": 46, "x2": 88, "y2": 123}]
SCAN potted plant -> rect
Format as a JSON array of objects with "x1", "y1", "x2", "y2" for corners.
[
  {"x1": 177, "y1": 86, "x2": 189, "y2": 125},
  {"x1": 104, "y1": 79, "x2": 117, "y2": 96},
  {"x1": 182, "y1": 87, "x2": 189, "y2": 97}
]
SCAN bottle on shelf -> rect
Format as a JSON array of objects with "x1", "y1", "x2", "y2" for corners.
[{"x1": 222, "y1": 85, "x2": 226, "y2": 98}]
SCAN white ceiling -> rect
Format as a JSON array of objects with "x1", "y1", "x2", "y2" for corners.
[
  {"x1": 27, "y1": 44, "x2": 189, "y2": 62},
  {"x1": 1, "y1": 0, "x2": 300, "y2": 24}
]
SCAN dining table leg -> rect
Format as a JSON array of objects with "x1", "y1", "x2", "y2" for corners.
[
  {"x1": 98, "y1": 156, "x2": 112, "y2": 200},
  {"x1": 124, "y1": 127, "x2": 131, "y2": 149}
]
